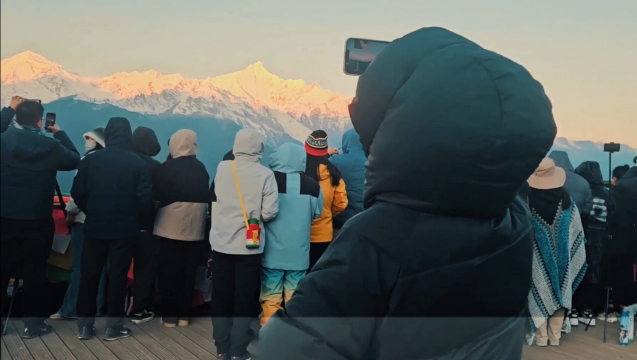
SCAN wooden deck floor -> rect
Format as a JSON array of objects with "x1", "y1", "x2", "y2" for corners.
[{"x1": 1, "y1": 317, "x2": 635, "y2": 359}]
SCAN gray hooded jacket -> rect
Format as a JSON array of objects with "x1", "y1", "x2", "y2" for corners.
[
  {"x1": 209, "y1": 129, "x2": 279, "y2": 255},
  {"x1": 548, "y1": 150, "x2": 593, "y2": 214}
]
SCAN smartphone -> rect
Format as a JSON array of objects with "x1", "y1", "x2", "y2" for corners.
[
  {"x1": 26, "y1": 99, "x2": 42, "y2": 104},
  {"x1": 45, "y1": 112, "x2": 56, "y2": 129},
  {"x1": 344, "y1": 38, "x2": 390, "y2": 76}
]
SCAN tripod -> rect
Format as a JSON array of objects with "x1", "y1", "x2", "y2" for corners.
[{"x1": 599, "y1": 144, "x2": 620, "y2": 342}]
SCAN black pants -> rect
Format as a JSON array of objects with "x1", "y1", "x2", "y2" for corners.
[
  {"x1": 308, "y1": 242, "x2": 331, "y2": 272},
  {"x1": 77, "y1": 236, "x2": 136, "y2": 328},
  {"x1": 0, "y1": 217, "x2": 54, "y2": 327},
  {"x1": 157, "y1": 238, "x2": 201, "y2": 324},
  {"x1": 131, "y1": 231, "x2": 159, "y2": 314},
  {"x1": 210, "y1": 251, "x2": 261, "y2": 358},
  {"x1": 573, "y1": 283, "x2": 606, "y2": 314},
  {"x1": 610, "y1": 254, "x2": 637, "y2": 307}
]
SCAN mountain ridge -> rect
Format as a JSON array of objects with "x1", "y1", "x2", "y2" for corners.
[{"x1": 1, "y1": 51, "x2": 352, "y2": 143}]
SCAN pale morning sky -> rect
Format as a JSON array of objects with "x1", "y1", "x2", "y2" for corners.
[{"x1": 1, "y1": 0, "x2": 635, "y2": 145}]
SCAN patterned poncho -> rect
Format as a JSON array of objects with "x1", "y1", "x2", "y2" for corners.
[{"x1": 527, "y1": 200, "x2": 587, "y2": 345}]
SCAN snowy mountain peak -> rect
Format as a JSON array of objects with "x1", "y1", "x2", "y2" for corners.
[
  {"x1": 1, "y1": 51, "x2": 353, "y2": 143},
  {"x1": 0, "y1": 51, "x2": 72, "y2": 83}
]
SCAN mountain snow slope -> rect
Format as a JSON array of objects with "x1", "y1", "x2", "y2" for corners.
[{"x1": 1, "y1": 51, "x2": 352, "y2": 144}]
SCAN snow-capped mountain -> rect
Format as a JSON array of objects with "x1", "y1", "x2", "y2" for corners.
[{"x1": 1, "y1": 51, "x2": 353, "y2": 144}]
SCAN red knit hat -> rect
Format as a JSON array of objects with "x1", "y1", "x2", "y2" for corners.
[{"x1": 305, "y1": 130, "x2": 329, "y2": 156}]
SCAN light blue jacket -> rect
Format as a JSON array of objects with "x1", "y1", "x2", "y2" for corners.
[
  {"x1": 330, "y1": 129, "x2": 366, "y2": 228},
  {"x1": 262, "y1": 143, "x2": 323, "y2": 271}
]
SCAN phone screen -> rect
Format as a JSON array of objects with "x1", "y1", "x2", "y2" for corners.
[{"x1": 45, "y1": 113, "x2": 56, "y2": 128}]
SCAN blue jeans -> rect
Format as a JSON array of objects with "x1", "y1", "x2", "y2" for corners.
[{"x1": 57, "y1": 223, "x2": 107, "y2": 318}]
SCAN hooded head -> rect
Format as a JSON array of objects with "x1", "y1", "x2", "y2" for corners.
[
  {"x1": 575, "y1": 161, "x2": 604, "y2": 185},
  {"x1": 83, "y1": 127, "x2": 105, "y2": 153},
  {"x1": 341, "y1": 128, "x2": 364, "y2": 154},
  {"x1": 548, "y1": 150, "x2": 575, "y2": 172},
  {"x1": 269, "y1": 143, "x2": 307, "y2": 174},
  {"x1": 104, "y1": 117, "x2": 133, "y2": 149},
  {"x1": 575, "y1": 161, "x2": 609, "y2": 199},
  {"x1": 233, "y1": 129, "x2": 265, "y2": 162},
  {"x1": 169, "y1": 129, "x2": 198, "y2": 159},
  {"x1": 133, "y1": 126, "x2": 161, "y2": 157},
  {"x1": 348, "y1": 27, "x2": 556, "y2": 218}
]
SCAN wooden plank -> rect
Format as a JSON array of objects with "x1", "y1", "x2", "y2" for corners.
[
  {"x1": 174, "y1": 324, "x2": 216, "y2": 350},
  {"x1": 94, "y1": 317, "x2": 156, "y2": 360},
  {"x1": 1, "y1": 337, "x2": 13, "y2": 360},
  {"x1": 37, "y1": 322, "x2": 78, "y2": 360},
  {"x1": 135, "y1": 321, "x2": 199, "y2": 360},
  {"x1": 62, "y1": 321, "x2": 118, "y2": 360},
  {"x1": 47, "y1": 320, "x2": 101, "y2": 360},
  {"x1": 146, "y1": 320, "x2": 215, "y2": 359},
  {"x1": 189, "y1": 319, "x2": 214, "y2": 341},
  {"x1": 2, "y1": 321, "x2": 34, "y2": 360},
  {"x1": 128, "y1": 321, "x2": 180, "y2": 360}
]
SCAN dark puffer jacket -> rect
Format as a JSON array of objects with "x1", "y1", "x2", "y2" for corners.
[
  {"x1": 71, "y1": 118, "x2": 153, "y2": 240},
  {"x1": 133, "y1": 126, "x2": 162, "y2": 231},
  {"x1": 258, "y1": 27, "x2": 556, "y2": 360},
  {"x1": 574, "y1": 161, "x2": 610, "y2": 284}
]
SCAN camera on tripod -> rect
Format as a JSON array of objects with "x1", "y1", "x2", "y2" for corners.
[{"x1": 603, "y1": 142, "x2": 620, "y2": 154}]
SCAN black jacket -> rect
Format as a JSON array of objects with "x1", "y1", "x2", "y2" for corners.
[
  {"x1": 1, "y1": 107, "x2": 80, "y2": 220},
  {"x1": 611, "y1": 166, "x2": 637, "y2": 256},
  {"x1": 133, "y1": 126, "x2": 161, "y2": 177},
  {"x1": 259, "y1": 27, "x2": 556, "y2": 360},
  {"x1": 133, "y1": 126, "x2": 162, "y2": 230},
  {"x1": 71, "y1": 117, "x2": 153, "y2": 240},
  {"x1": 574, "y1": 161, "x2": 610, "y2": 284}
]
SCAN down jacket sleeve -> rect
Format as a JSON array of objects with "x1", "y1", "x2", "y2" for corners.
[
  {"x1": 261, "y1": 171, "x2": 279, "y2": 222},
  {"x1": 331, "y1": 179, "x2": 348, "y2": 217},
  {"x1": 258, "y1": 229, "x2": 399, "y2": 360}
]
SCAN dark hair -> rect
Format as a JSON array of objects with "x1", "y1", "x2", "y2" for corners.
[
  {"x1": 15, "y1": 101, "x2": 44, "y2": 126},
  {"x1": 305, "y1": 154, "x2": 342, "y2": 186},
  {"x1": 613, "y1": 165, "x2": 630, "y2": 180}
]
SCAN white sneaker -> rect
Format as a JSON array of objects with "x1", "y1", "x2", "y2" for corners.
[
  {"x1": 49, "y1": 313, "x2": 77, "y2": 320},
  {"x1": 569, "y1": 310, "x2": 579, "y2": 327}
]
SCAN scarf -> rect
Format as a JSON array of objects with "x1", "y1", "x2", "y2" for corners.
[
  {"x1": 526, "y1": 199, "x2": 587, "y2": 345},
  {"x1": 13, "y1": 120, "x2": 45, "y2": 136}
]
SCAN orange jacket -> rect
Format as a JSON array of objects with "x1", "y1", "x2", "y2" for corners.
[{"x1": 310, "y1": 164, "x2": 348, "y2": 243}]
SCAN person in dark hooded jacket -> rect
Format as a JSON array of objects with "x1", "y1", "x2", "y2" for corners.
[
  {"x1": 130, "y1": 126, "x2": 162, "y2": 324},
  {"x1": 258, "y1": 27, "x2": 557, "y2": 360},
  {"x1": 548, "y1": 150, "x2": 593, "y2": 216},
  {"x1": 330, "y1": 128, "x2": 366, "y2": 229},
  {"x1": 609, "y1": 165, "x2": 637, "y2": 309},
  {"x1": 72, "y1": 117, "x2": 152, "y2": 341}
]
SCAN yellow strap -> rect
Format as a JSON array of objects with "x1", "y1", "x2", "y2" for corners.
[{"x1": 231, "y1": 161, "x2": 250, "y2": 231}]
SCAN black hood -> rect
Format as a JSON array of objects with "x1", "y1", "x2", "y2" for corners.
[
  {"x1": 133, "y1": 126, "x2": 161, "y2": 156},
  {"x1": 575, "y1": 161, "x2": 609, "y2": 200},
  {"x1": 104, "y1": 117, "x2": 133, "y2": 149},
  {"x1": 575, "y1": 161, "x2": 604, "y2": 185},
  {"x1": 349, "y1": 27, "x2": 556, "y2": 218},
  {"x1": 223, "y1": 150, "x2": 235, "y2": 161}
]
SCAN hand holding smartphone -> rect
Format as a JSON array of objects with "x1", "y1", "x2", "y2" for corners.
[{"x1": 45, "y1": 112, "x2": 58, "y2": 133}]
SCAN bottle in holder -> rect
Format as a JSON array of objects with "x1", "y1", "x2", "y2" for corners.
[
  {"x1": 246, "y1": 218, "x2": 260, "y2": 249},
  {"x1": 619, "y1": 309, "x2": 630, "y2": 346}
]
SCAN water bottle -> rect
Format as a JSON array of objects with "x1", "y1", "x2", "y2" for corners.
[
  {"x1": 619, "y1": 309, "x2": 630, "y2": 346},
  {"x1": 245, "y1": 218, "x2": 260, "y2": 249}
]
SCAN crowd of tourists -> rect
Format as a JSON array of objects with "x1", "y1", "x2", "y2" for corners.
[{"x1": 1, "y1": 26, "x2": 636, "y2": 360}]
